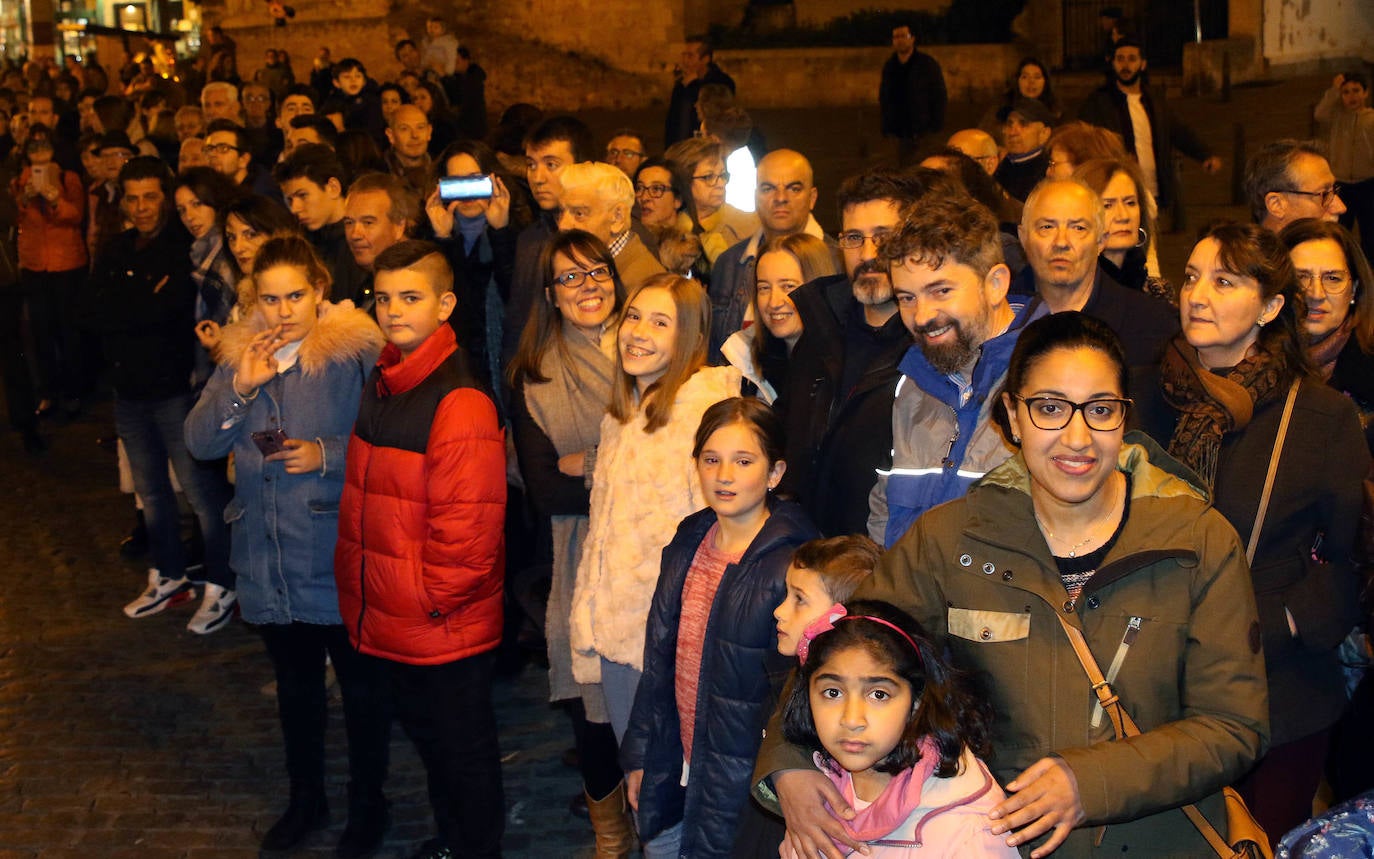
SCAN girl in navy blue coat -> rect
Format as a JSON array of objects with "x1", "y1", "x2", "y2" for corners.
[{"x1": 622, "y1": 397, "x2": 819, "y2": 859}]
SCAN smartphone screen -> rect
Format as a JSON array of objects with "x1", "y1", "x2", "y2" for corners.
[
  {"x1": 438, "y1": 174, "x2": 494, "y2": 202},
  {"x1": 251, "y1": 429, "x2": 289, "y2": 457}
]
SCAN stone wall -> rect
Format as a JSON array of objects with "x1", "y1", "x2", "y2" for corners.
[
  {"x1": 794, "y1": 0, "x2": 948, "y2": 28},
  {"x1": 473, "y1": 0, "x2": 689, "y2": 74},
  {"x1": 717, "y1": 43, "x2": 1021, "y2": 108},
  {"x1": 1261, "y1": 0, "x2": 1374, "y2": 66}
]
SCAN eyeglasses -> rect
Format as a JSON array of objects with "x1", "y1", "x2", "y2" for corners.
[
  {"x1": 552, "y1": 266, "x2": 613, "y2": 289},
  {"x1": 836, "y1": 229, "x2": 893, "y2": 250},
  {"x1": 204, "y1": 142, "x2": 241, "y2": 155},
  {"x1": 606, "y1": 147, "x2": 643, "y2": 161},
  {"x1": 1297, "y1": 269, "x2": 1354, "y2": 295},
  {"x1": 244, "y1": 94, "x2": 271, "y2": 103},
  {"x1": 1277, "y1": 184, "x2": 1342, "y2": 209},
  {"x1": 634, "y1": 182, "x2": 672, "y2": 199},
  {"x1": 1014, "y1": 395, "x2": 1132, "y2": 431},
  {"x1": 693, "y1": 171, "x2": 729, "y2": 185}
]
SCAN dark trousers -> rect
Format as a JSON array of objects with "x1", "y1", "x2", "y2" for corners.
[
  {"x1": 388, "y1": 651, "x2": 504, "y2": 857},
  {"x1": 0, "y1": 282, "x2": 36, "y2": 433},
  {"x1": 1237, "y1": 727, "x2": 1332, "y2": 847},
  {"x1": 20, "y1": 266, "x2": 86, "y2": 402},
  {"x1": 259, "y1": 623, "x2": 392, "y2": 803},
  {"x1": 115, "y1": 392, "x2": 233, "y2": 588}
]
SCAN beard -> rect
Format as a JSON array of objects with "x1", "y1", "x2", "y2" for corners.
[
  {"x1": 1115, "y1": 69, "x2": 1142, "y2": 87},
  {"x1": 850, "y1": 259, "x2": 893, "y2": 307},
  {"x1": 914, "y1": 309, "x2": 989, "y2": 375}
]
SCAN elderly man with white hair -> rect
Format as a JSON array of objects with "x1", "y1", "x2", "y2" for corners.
[{"x1": 557, "y1": 161, "x2": 665, "y2": 292}]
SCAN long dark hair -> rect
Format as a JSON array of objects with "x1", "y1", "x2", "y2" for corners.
[
  {"x1": 173, "y1": 166, "x2": 243, "y2": 228},
  {"x1": 781, "y1": 599, "x2": 993, "y2": 778},
  {"x1": 507, "y1": 229, "x2": 626, "y2": 387}
]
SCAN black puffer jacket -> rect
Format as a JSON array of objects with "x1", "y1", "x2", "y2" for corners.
[{"x1": 621, "y1": 501, "x2": 818, "y2": 856}]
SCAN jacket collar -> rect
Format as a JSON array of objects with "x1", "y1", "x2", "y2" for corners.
[
  {"x1": 375, "y1": 322, "x2": 457, "y2": 396},
  {"x1": 741, "y1": 215, "x2": 826, "y2": 263},
  {"x1": 896, "y1": 298, "x2": 1044, "y2": 409}
]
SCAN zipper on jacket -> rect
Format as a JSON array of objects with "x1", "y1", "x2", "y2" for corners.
[
  {"x1": 1091, "y1": 616, "x2": 1142, "y2": 728},
  {"x1": 940, "y1": 405, "x2": 960, "y2": 468}
]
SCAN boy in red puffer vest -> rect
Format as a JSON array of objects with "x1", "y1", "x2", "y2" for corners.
[{"x1": 335, "y1": 240, "x2": 506, "y2": 859}]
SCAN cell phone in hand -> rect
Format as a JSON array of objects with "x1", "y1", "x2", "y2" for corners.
[
  {"x1": 438, "y1": 174, "x2": 493, "y2": 202},
  {"x1": 251, "y1": 428, "x2": 289, "y2": 457}
]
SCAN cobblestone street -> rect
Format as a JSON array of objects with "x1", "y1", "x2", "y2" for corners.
[{"x1": 0, "y1": 403, "x2": 595, "y2": 858}]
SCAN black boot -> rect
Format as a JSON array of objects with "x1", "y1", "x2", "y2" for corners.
[
  {"x1": 261, "y1": 791, "x2": 329, "y2": 852},
  {"x1": 335, "y1": 785, "x2": 389, "y2": 858}
]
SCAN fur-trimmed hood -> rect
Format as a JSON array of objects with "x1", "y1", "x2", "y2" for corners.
[{"x1": 216, "y1": 299, "x2": 384, "y2": 376}]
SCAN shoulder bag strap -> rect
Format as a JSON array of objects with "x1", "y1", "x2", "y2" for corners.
[
  {"x1": 1055, "y1": 614, "x2": 1238, "y2": 858},
  {"x1": 1246, "y1": 379, "x2": 1301, "y2": 566}
]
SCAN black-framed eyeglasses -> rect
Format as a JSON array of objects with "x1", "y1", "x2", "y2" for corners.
[
  {"x1": 1276, "y1": 183, "x2": 1342, "y2": 209},
  {"x1": 1296, "y1": 270, "x2": 1354, "y2": 295},
  {"x1": 693, "y1": 171, "x2": 729, "y2": 185},
  {"x1": 552, "y1": 266, "x2": 613, "y2": 289},
  {"x1": 836, "y1": 229, "x2": 893, "y2": 250},
  {"x1": 204, "y1": 142, "x2": 242, "y2": 155},
  {"x1": 606, "y1": 147, "x2": 643, "y2": 161},
  {"x1": 1014, "y1": 395, "x2": 1132, "y2": 431},
  {"x1": 634, "y1": 182, "x2": 672, "y2": 199}
]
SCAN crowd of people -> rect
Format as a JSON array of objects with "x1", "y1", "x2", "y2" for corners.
[{"x1": 1, "y1": 15, "x2": 1373, "y2": 859}]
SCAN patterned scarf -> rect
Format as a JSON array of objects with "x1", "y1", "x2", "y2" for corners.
[
  {"x1": 1160, "y1": 334, "x2": 1288, "y2": 490},
  {"x1": 1308, "y1": 314, "x2": 1354, "y2": 382}
]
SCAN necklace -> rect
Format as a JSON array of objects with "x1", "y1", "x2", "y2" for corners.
[{"x1": 1034, "y1": 478, "x2": 1123, "y2": 559}]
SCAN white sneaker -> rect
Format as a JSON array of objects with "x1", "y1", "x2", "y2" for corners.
[
  {"x1": 124, "y1": 569, "x2": 190, "y2": 618},
  {"x1": 187, "y1": 584, "x2": 237, "y2": 635}
]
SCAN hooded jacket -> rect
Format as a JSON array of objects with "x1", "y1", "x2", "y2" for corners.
[
  {"x1": 335, "y1": 323, "x2": 506, "y2": 665},
  {"x1": 622, "y1": 502, "x2": 819, "y2": 854},
  {"x1": 184, "y1": 300, "x2": 383, "y2": 625},
  {"x1": 756, "y1": 435, "x2": 1269, "y2": 857}
]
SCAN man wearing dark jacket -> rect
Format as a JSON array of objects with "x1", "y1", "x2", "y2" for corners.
[
  {"x1": 664, "y1": 37, "x2": 735, "y2": 148},
  {"x1": 878, "y1": 24, "x2": 947, "y2": 166},
  {"x1": 1077, "y1": 38, "x2": 1221, "y2": 214},
  {"x1": 82, "y1": 157, "x2": 233, "y2": 629},
  {"x1": 777, "y1": 168, "x2": 960, "y2": 537}
]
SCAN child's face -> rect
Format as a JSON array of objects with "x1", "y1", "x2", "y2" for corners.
[
  {"x1": 809, "y1": 644, "x2": 912, "y2": 795},
  {"x1": 618, "y1": 285, "x2": 678, "y2": 392},
  {"x1": 256, "y1": 264, "x2": 324, "y2": 343},
  {"x1": 1342, "y1": 81, "x2": 1369, "y2": 111},
  {"x1": 696, "y1": 421, "x2": 783, "y2": 526},
  {"x1": 336, "y1": 67, "x2": 366, "y2": 96},
  {"x1": 774, "y1": 564, "x2": 833, "y2": 656},
  {"x1": 374, "y1": 267, "x2": 456, "y2": 356}
]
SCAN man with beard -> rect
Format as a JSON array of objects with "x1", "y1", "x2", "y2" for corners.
[
  {"x1": 707, "y1": 148, "x2": 833, "y2": 362},
  {"x1": 1077, "y1": 38, "x2": 1220, "y2": 218},
  {"x1": 867, "y1": 196, "x2": 1043, "y2": 547},
  {"x1": 1013, "y1": 178, "x2": 1177, "y2": 434},
  {"x1": 777, "y1": 167, "x2": 957, "y2": 536}
]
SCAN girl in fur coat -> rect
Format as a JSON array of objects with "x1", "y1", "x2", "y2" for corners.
[{"x1": 184, "y1": 236, "x2": 392, "y2": 856}]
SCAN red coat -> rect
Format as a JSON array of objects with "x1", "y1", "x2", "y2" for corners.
[
  {"x1": 13, "y1": 166, "x2": 88, "y2": 273},
  {"x1": 335, "y1": 324, "x2": 507, "y2": 665}
]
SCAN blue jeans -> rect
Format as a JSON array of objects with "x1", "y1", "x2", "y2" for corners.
[
  {"x1": 642, "y1": 820, "x2": 682, "y2": 859},
  {"x1": 115, "y1": 393, "x2": 232, "y2": 588}
]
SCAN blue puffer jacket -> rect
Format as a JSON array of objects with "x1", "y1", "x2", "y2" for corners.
[
  {"x1": 622, "y1": 501, "x2": 818, "y2": 857},
  {"x1": 184, "y1": 302, "x2": 384, "y2": 625}
]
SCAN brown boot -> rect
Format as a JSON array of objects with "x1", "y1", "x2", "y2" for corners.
[{"x1": 586, "y1": 782, "x2": 636, "y2": 859}]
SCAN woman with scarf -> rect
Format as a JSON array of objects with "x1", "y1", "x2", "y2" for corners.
[
  {"x1": 507, "y1": 229, "x2": 633, "y2": 858},
  {"x1": 1279, "y1": 218, "x2": 1374, "y2": 804},
  {"x1": 173, "y1": 167, "x2": 241, "y2": 387},
  {"x1": 1161, "y1": 221, "x2": 1366, "y2": 845}
]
